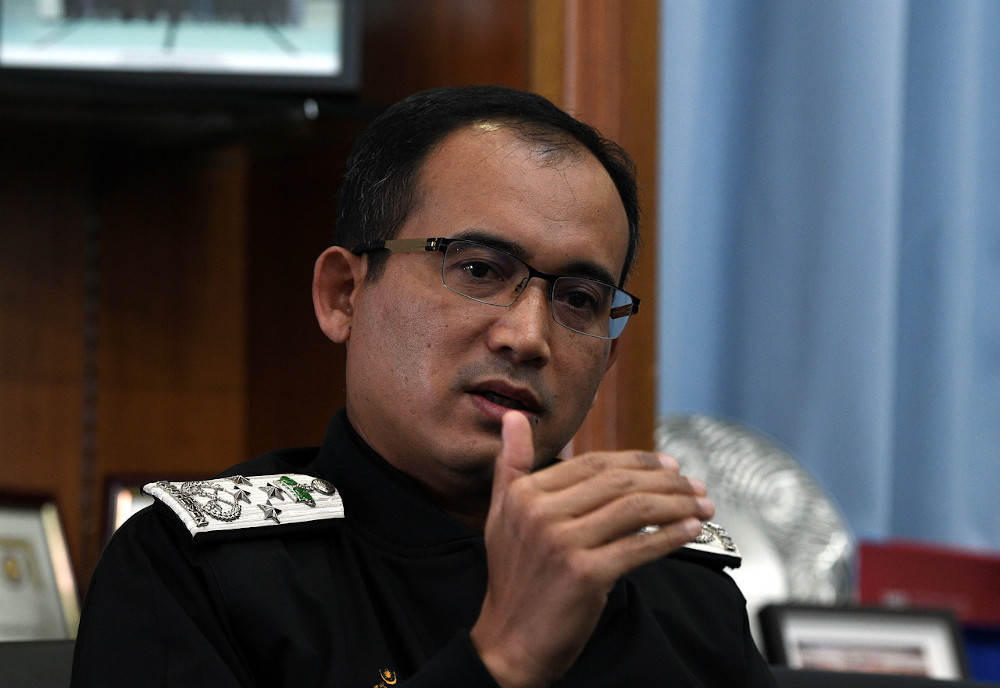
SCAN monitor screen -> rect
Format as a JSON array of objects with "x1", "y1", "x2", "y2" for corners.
[{"x1": 0, "y1": 0, "x2": 360, "y2": 93}]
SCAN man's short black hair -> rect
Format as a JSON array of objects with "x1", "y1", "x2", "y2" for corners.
[{"x1": 335, "y1": 85, "x2": 640, "y2": 286}]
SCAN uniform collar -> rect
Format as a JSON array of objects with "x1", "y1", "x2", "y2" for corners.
[{"x1": 313, "y1": 409, "x2": 483, "y2": 550}]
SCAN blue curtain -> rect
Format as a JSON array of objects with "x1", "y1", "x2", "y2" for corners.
[{"x1": 657, "y1": 0, "x2": 1000, "y2": 550}]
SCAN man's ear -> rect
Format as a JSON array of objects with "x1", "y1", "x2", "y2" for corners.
[{"x1": 313, "y1": 246, "x2": 366, "y2": 343}]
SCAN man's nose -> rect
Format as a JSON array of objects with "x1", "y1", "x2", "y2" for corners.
[{"x1": 485, "y1": 280, "x2": 553, "y2": 366}]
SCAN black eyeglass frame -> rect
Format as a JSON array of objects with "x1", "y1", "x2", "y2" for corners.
[{"x1": 351, "y1": 237, "x2": 640, "y2": 340}]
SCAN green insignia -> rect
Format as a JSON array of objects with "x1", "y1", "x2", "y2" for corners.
[{"x1": 292, "y1": 486, "x2": 315, "y2": 507}]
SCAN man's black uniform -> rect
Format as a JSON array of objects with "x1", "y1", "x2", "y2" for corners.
[{"x1": 71, "y1": 409, "x2": 776, "y2": 687}]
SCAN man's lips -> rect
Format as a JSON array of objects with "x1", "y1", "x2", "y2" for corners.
[
  {"x1": 468, "y1": 380, "x2": 543, "y2": 416},
  {"x1": 476, "y1": 391, "x2": 533, "y2": 412}
]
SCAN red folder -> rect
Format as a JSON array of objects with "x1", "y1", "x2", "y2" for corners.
[{"x1": 859, "y1": 540, "x2": 1000, "y2": 626}]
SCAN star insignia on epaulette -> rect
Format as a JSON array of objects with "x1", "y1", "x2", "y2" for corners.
[
  {"x1": 258, "y1": 502, "x2": 282, "y2": 523},
  {"x1": 260, "y1": 482, "x2": 286, "y2": 500}
]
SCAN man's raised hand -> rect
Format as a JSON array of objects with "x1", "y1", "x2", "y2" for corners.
[{"x1": 469, "y1": 411, "x2": 715, "y2": 688}]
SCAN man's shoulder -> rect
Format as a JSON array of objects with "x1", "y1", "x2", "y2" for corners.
[
  {"x1": 628, "y1": 522, "x2": 748, "y2": 618},
  {"x1": 627, "y1": 520, "x2": 746, "y2": 611}
]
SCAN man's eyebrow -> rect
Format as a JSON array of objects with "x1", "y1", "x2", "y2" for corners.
[
  {"x1": 561, "y1": 260, "x2": 618, "y2": 287},
  {"x1": 450, "y1": 229, "x2": 527, "y2": 259},
  {"x1": 449, "y1": 228, "x2": 620, "y2": 286}
]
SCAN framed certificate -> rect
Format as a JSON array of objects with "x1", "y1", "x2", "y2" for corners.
[
  {"x1": 759, "y1": 603, "x2": 969, "y2": 680},
  {"x1": 0, "y1": 494, "x2": 79, "y2": 640}
]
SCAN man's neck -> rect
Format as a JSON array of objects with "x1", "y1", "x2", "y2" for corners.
[
  {"x1": 343, "y1": 411, "x2": 496, "y2": 533},
  {"x1": 418, "y1": 471, "x2": 493, "y2": 533},
  {"x1": 441, "y1": 502, "x2": 489, "y2": 533}
]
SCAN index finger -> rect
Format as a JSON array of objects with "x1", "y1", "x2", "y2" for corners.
[{"x1": 528, "y1": 450, "x2": 679, "y2": 493}]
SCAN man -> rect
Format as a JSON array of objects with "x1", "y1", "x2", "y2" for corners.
[{"x1": 71, "y1": 86, "x2": 775, "y2": 687}]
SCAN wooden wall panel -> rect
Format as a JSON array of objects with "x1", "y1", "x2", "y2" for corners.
[
  {"x1": 0, "y1": 139, "x2": 89, "y2": 574},
  {"x1": 86, "y1": 144, "x2": 251, "y2": 577},
  {"x1": 361, "y1": 0, "x2": 531, "y2": 104},
  {"x1": 95, "y1": 145, "x2": 250, "y2": 472}
]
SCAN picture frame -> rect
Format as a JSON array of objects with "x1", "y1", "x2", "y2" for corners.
[
  {"x1": 0, "y1": 493, "x2": 79, "y2": 640},
  {"x1": 759, "y1": 603, "x2": 969, "y2": 680}
]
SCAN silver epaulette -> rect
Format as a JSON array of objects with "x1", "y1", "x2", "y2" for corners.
[
  {"x1": 144, "y1": 474, "x2": 344, "y2": 538},
  {"x1": 683, "y1": 521, "x2": 742, "y2": 567},
  {"x1": 642, "y1": 520, "x2": 742, "y2": 568}
]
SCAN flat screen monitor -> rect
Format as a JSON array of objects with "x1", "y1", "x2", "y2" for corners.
[{"x1": 0, "y1": 0, "x2": 360, "y2": 94}]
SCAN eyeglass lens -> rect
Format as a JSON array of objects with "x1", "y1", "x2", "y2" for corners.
[{"x1": 441, "y1": 241, "x2": 632, "y2": 339}]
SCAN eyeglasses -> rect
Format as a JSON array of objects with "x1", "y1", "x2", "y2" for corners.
[{"x1": 352, "y1": 237, "x2": 640, "y2": 340}]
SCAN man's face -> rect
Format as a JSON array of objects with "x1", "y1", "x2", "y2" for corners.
[{"x1": 342, "y1": 125, "x2": 629, "y2": 508}]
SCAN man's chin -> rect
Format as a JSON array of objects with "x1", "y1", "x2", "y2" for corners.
[{"x1": 460, "y1": 409, "x2": 570, "y2": 468}]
